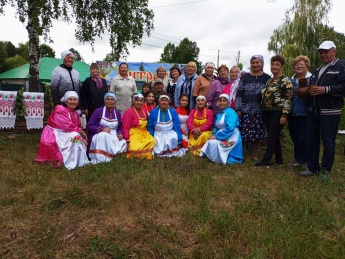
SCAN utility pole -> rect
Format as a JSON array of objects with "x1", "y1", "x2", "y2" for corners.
[
  {"x1": 236, "y1": 50, "x2": 240, "y2": 65},
  {"x1": 217, "y1": 50, "x2": 220, "y2": 68}
]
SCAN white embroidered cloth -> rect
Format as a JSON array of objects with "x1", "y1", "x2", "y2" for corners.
[
  {"x1": 0, "y1": 91, "x2": 17, "y2": 129},
  {"x1": 23, "y1": 92, "x2": 44, "y2": 130}
]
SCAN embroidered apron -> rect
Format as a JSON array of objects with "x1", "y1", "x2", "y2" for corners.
[
  {"x1": 153, "y1": 109, "x2": 179, "y2": 156},
  {"x1": 188, "y1": 108, "x2": 213, "y2": 155},
  {"x1": 127, "y1": 108, "x2": 155, "y2": 158},
  {"x1": 200, "y1": 111, "x2": 239, "y2": 165},
  {"x1": 89, "y1": 107, "x2": 127, "y2": 163}
]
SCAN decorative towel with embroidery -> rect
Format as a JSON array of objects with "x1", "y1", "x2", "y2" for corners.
[
  {"x1": 0, "y1": 91, "x2": 17, "y2": 129},
  {"x1": 23, "y1": 92, "x2": 44, "y2": 130}
]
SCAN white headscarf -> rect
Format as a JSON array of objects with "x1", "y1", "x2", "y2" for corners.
[
  {"x1": 61, "y1": 50, "x2": 74, "y2": 60},
  {"x1": 228, "y1": 66, "x2": 241, "y2": 107},
  {"x1": 204, "y1": 62, "x2": 215, "y2": 69},
  {"x1": 196, "y1": 95, "x2": 206, "y2": 101},
  {"x1": 60, "y1": 91, "x2": 79, "y2": 103},
  {"x1": 218, "y1": 94, "x2": 230, "y2": 103},
  {"x1": 158, "y1": 95, "x2": 170, "y2": 102}
]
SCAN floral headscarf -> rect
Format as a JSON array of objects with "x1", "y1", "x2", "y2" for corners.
[
  {"x1": 132, "y1": 93, "x2": 144, "y2": 102},
  {"x1": 250, "y1": 55, "x2": 264, "y2": 72}
]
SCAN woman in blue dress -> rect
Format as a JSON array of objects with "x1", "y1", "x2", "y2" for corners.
[{"x1": 200, "y1": 94, "x2": 243, "y2": 164}]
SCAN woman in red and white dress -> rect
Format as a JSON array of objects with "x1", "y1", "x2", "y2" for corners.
[
  {"x1": 142, "y1": 90, "x2": 156, "y2": 116},
  {"x1": 175, "y1": 94, "x2": 190, "y2": 148}
]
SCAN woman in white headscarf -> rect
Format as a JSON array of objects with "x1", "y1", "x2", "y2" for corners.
[
  {"x1": 200, "y1": 94, "x2": 243, "y2": 165},
  {"x1": 51, "y1": 50, "x2": 81, "y2": 107},
  {"x1": 148, "y1": 95, "x2": 186, "y2": 157},
  {"x1": 35, "y1": 91, "x2": 90, "y2": 170},
  {"x1": 221, "y1": 65, "x2": 241, "y2": 109},
  {"x1": 187, "y1": 95, "x2": 214, "y2": 156}
]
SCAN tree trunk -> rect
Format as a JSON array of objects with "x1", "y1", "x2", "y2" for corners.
[{"x1": 26, "y1": 0, "x2": 40, "y2": 92}]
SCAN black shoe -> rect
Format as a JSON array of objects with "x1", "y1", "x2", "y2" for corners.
[
  {"x1": 254, "y1": 161, "x2": 270, "y2": 168},
  {"x1": 299, "y1": 170, "x2": 315, "y2": 176}
]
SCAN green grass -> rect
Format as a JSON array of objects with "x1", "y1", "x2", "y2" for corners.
[{"x1": 1, "y1": 131, "x2": 345, "y2": 258}]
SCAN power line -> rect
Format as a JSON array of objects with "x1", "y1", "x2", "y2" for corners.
[
  {"x1": 141, "y1": 42, "x2": 163, "y2": 48},
  {"x1": 149, "y1": 35, "x2": 180, "y2": 44},
  {"x1": 151, "y1": 32, "x2": 182, "y2": 41},
  {"x1": 151, "y1": 0, "x2": 211, "y2": 9}
]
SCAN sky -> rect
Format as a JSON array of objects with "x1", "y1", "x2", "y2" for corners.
[{"x1": 0, "y1": 0, "x2": 344, "y2": 74}]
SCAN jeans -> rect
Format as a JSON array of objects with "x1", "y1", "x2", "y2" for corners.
[
  {"x1": 288, "y1": 116, "x2": 307, "y2": 163},
  {"x1": 261, "y1": 110, "x2": 285, "y2": 164},
  {"x1": 307, "y1": 111, "x2": 340, "y2": 173}
]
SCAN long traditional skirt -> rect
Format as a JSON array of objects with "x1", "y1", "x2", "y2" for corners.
[
  {"x1": 188, "y1": 130, "x2": 213, "y2": 156},
  {"x1": 200, "y1": 128, "x2": 243, "y2": 165},
  {"x1": 35, "y1": 126, "x2": 90, "y2": 170},
  {"x1": 89, "y1": 130, "x2": 127, "y2": 163},
  {"x1": 126, "y1": 126, "x2": 155, "y2": 159}
]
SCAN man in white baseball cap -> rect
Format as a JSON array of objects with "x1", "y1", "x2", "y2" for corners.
[
  {"x1": 318, "y1": 40, "x2": 336, "y2": 50},
  {"x1": 300, "y1": 41, "x2": 345, "y2": 178}
]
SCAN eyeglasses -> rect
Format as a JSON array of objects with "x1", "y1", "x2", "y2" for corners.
[{"x1": 294, "y1": 63, "x2": 306, "y2": 68}]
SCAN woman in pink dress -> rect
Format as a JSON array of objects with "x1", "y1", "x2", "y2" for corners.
[{"x1": 35, "y1": 91, "x2": 89, "y2": 170}]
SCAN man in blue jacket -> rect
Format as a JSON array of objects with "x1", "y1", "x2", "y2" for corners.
[{"x1": 300, "y1": 41, "x2": 345, "y2": 177}]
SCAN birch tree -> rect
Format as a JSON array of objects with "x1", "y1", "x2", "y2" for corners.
[
  {"x1": 268, "y1": 0, "x2": 332, "y2": 76},
  {"x1": 0, "y1": 0, "x2": 154, "y2": 91}
]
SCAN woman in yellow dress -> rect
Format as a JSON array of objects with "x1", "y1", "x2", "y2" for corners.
[
  {"x1": 122, "y1": 93, "x2": 155, "y2": 159},
  {"x1": 187, "y1": 95, "x2": 214, "y2": 155}
]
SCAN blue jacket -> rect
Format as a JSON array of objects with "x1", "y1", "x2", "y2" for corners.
[
  {"x1": 307, "y1": 58, "x2": 345, "y2": 115},
  {"x1": 147, "y1": 107, "x2": 182, "y2": 143},
  {"x1": 289, "y1": 72, "x2": 311, "y2": 116},
  {"x1": 174, "y1": 73, "x2": 198, "y2": 108}
]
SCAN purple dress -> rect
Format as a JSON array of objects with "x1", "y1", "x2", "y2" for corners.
[{"x1": 86, "y1": 106, "x2": 125, "y2": 161}]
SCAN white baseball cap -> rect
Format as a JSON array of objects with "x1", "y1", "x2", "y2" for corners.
[{"x1": 318, "y1": 41, "x2": 336, "y2": 50}]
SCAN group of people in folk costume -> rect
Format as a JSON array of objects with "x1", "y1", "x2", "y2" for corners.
[{"x1": 36, "y1": 41, "x2": 345, "y2": 179}]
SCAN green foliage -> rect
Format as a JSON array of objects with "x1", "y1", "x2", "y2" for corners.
[
  {"x1": 0, "y1": 0, "x2": 154, "y2": 58},
  {"x1": 44, "y1": 84, "x2": 54, "y2": 108},
  {"x1": 268, "y1": 0, "x2": 332, "y2": 76},
  {"x1": 160, "y1": 38, "x2": 203, "y2": 74},
  {"x1": 14, "y1": 87, "x2": 25, "y2": 118},
  {"x1": 16, "y1": 42, "x2": 29, "y2": 62},
  {"x1": 0, "y1": 41, "x2": 9, "y2": 72},
  {"x1": 4, "y1": 54, "x2": 26, "y2": 70},
  {"x1": 39, "y1": 44, "x2": 55, "y2": 58},
  {"x1": 5, "y1": 41, "x2": 16, "y2": 58},
  {"x1": 338, "y1": 106, "x2": 345, "y2": 130},
  {"x1": 320, "y1": 26, "x2": 345, "y2": 60},
  {"x1": 103, "y1": 52, "x2": 120, "y2": 62},
  {"x1": 0, "y1": 0, "x2": 154, "y2": 91},
  {"x1": 238, "y1": 63, "x2": 243, "y2": 70},
  {"x1": 69, "y1": 48, "x2": 83, "y2": 61},
  {"x1": 0, "y1": 41, "x2": 55, "y2": 72},
  {"x1": 160, "y1": 43, "x2": 177, "y2": 63}
]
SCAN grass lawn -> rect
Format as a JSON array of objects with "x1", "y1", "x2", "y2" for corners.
[{"x1": 1, "y1": 131, "x2": 345, "y2": 258}]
